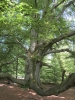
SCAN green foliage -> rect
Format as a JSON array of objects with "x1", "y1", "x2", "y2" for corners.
[
  {"x1": 0, "y1": 0, "x2": 38, "y2": 40},
  {"x1": 40, "y1": 66, "x2": 61, "y2": 83}
]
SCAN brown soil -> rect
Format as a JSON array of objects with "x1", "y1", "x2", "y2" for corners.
[{"x1": 0, "y1": 79, "x2": 75, "y2": 100}]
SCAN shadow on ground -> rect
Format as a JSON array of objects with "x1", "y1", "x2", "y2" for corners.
[{"x1": 0, "y1": 79, "x2": 75, "y2": 100}]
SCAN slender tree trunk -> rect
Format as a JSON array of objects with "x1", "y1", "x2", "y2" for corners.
[
  {"x1": 0, "y1": 67, "x2": 2, "y2": 73},
  {"x1": 16, "y1": 58, "x2": 18, "y2": 79},
  {"x1": 56, "y1": 54, "x2": 66, "y2": 83},
  {"x1": 61, "y1": 69, "x2": 66, "y2": 83},
  {"x1": 72, "y1": 40, "x2": 75, "y2": 72}
]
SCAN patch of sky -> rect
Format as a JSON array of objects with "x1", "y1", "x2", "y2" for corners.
[
  {"x1": 63, "y1": 8, "x2": 75, "y2": 29},
  {"x1": 39, "y1": 10, "x2": 43, "y2": 19},
  {"x1": 0, "y1": 37, "x2": 5, "y2": 45},
  {"x1": 44, "y1": 54, "x2": 53, "y2": 64},
  {"x1": 11, "y1": 0, "x2": 19, "y2": 4},
  {"x1": 0, "y1": 39, "x2": 5, "y2": 43},
  {"x1": 23, "y1": 40, "x2": 30, "y2": 50},
  {"x1": 23, "y1": 44, "x2": 29, "y2": 50}
]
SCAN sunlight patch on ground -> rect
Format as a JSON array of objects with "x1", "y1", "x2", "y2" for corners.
[
  {"x1": 18, "y1": 93, "x2": 21, "y2": 96},
  {"x1": 0, "y1": 84, "x2": 5, "y2": 87},
  {"x1": 61, "y1": 97, "x2": 65, "y2": 98},
  {"x1": 29, "y1": 91, "x2": 36, "y2": 95},
  {"x1": 47, "y1": 95, "x2": 65, "y2": 99},
  {"x1": 18, "y1": 93, "x2": 22, "y2": 97},
  {"x1": 8, "y1": 86, "x2": 14, "y2": 89}
]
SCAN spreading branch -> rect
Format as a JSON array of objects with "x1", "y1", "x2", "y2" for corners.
[
  {"x1": 47, "y1": 31, "x2": 75, "y2": 48},
  {"x1": 52, "y1": 0, "x2": 65, "y2": 10},
  {"x1": 0, "y1": 73, "x2": 25, "y2": 85},
  {"x1": 42, "y1": 31, "x2": 75, "y2": 55},
  {"x1": 45, "y1": 48, "x2": 70, "y2": 55},
  {"x1": 57, "y1": 0, "x2": 75, "y2": 19}
]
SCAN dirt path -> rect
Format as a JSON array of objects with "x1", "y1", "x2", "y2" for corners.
[{"x1": 0, "y1": 79, "x2": 75, "y2": 100}]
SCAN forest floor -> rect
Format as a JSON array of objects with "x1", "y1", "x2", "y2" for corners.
[{"x1": 0, "y1": 79, "x2": 75, "y2": 100}]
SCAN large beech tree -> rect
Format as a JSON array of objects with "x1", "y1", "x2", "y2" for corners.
[{"x1": 0, "y1": 0, "x2": 75, "y2": 96}]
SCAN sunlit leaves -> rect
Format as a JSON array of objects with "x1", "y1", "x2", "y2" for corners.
[{"x1": 0, "y1": 0, "x2": 38, "y2": 39}]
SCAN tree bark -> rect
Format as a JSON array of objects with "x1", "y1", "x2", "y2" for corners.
[
  {"x1": 0, "y1": 73, "x2": 75, "y2": 96},
  {"x1": 29, "y1": 73, "x2": 75, "y2": 96},
  {"x1": 0, "y1": 73, "x2": 25, "y2": 85},
  {"x1": 61, "y1": 70, "x2": 66, "y2": 83},
  {"x1": 35, "y1": 61, "x2": 41, "y2": 85},
  {"x1": 16, "y1": 58, "x2": 18, "y2": 79}
]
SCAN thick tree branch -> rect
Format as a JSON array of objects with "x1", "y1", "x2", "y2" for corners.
[
  {"x1": 65, "y1": 49, "x2": 75, "y2": 54},
  {"x1": 52, "y1": 0, "x2": 65, "y2": 10},
  {"x1": 0, "y1": 73, "x2": 25, "y2": 85},
  {"x1": 45, "y1": 48, "x2": 70, "y2": 55},
  {"x1": 30, "y1": 73, "x2": 75, "y2": 96},
  {"x1": 47, "y1": 31, "x2": 75, "y2": 48},
  {"x1": 42, "y1": 31, "x2": 75, "y2": 55}
]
